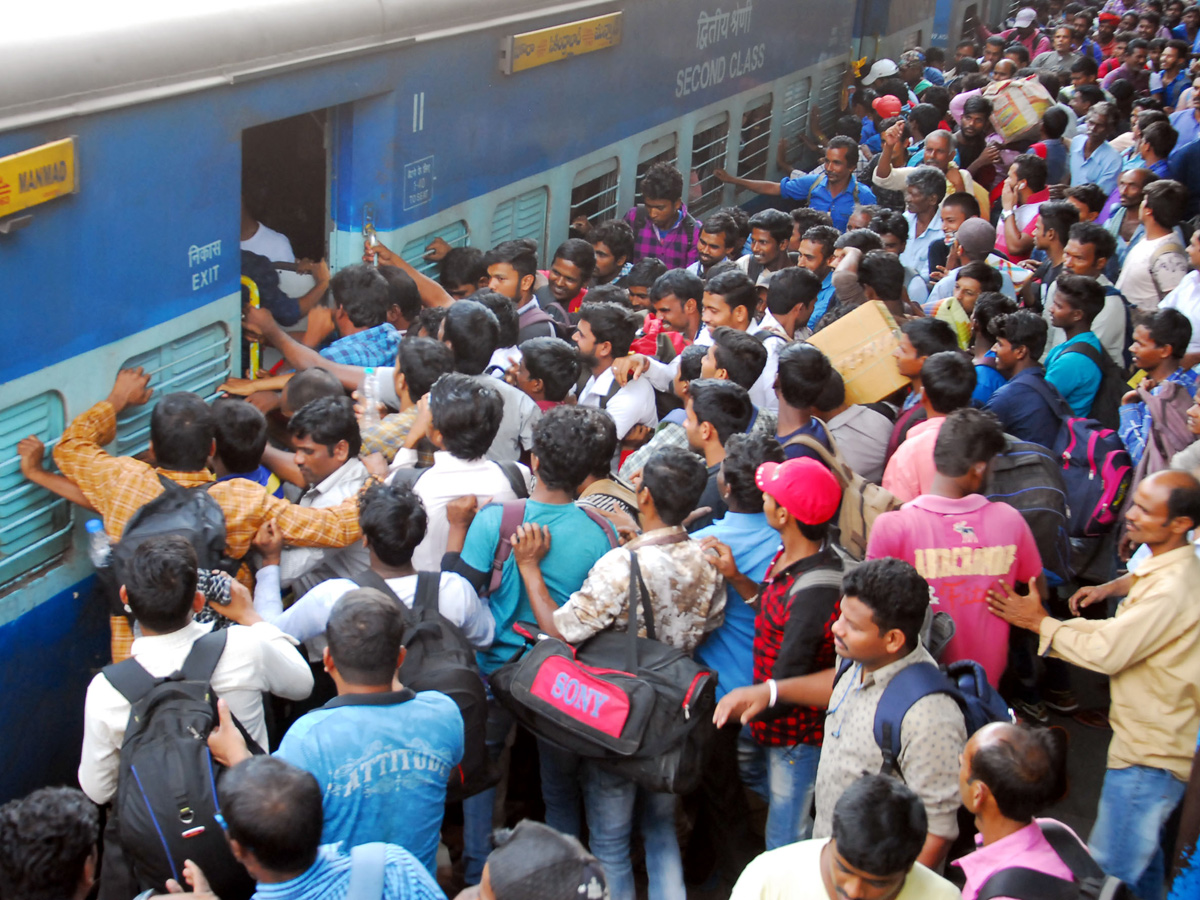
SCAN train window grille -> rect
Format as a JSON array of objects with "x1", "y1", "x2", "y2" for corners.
[
  {"x1": 634, "y1": 134, "x2": 679, "y2": 207},
  {"x1": 492, "y1": 188, "x2": 549, "y2": 249},
  {"x1": 781, "y1": 77, "x2": 812, "y2": 169},
  {"x1": 817, "y1": 63, "x2": 848, "y2": 139},
  {"x1": 401, "y1": 221, "x2": 470, "y2": 278},
  {"x1": 690, "y1": 113, "x2": 730, "y2": 217},
  {"x1": 0, "y1": 392, "x2": 72, "y2": 588},
  {"x1": 571, "y1": 159, "x2": 621, "y2": 226},
  {"x1": 737, "y1": 94, "x2": 773, "y2": 182},
  {"x1": 114, "y1": 324, "x2": 232, "y2": 457}
]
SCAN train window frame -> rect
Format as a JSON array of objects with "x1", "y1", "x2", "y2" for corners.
[
  {"x1": 817, "y1": 63, "x2": 848, "y2": 142},
  {"x1": 0, "y1": 391, "x2": 73, "y2": 589},
  {"x1": 400, "y1": 220, "x2": 470, "y2": 278},
  {"x1": 634, "y1": 134, "x2": 679, "y2": 207},
  {"x1": 570, "y1": 157, "x2": 621, "y2": 227},
  {"x1": 689, "y1": 112, "x2": 730, "y2": 218},
  {"x1": 780, "y1": 77, "x2": 812, "y2": 170},
  {"x1": 492, "y1": 187, "x2": 549, "y2": 249},
  {"x1": 113, "y1": 323, "x2": 233, "y2": 458},
  {"x1": 736, "y1": 93, "x2": 773, "y2": 183}
]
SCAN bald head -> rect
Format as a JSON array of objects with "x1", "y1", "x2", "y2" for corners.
[{"x1": 965, "y1": 723, "x2": 1068, "y2": 822}]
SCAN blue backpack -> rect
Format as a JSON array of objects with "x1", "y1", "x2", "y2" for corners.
[{"x1": 835, "y1": 658, "x2": 1012, "y2": 778}]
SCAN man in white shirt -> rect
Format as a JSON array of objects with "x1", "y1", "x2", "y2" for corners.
[
  {"x1": 1161, "y1": 229, "x2": 1200, "y2": 367},
  {"x1": 1046, "y1": 222, "x2": 1126, "y2": 364},
  {"x1": 79, "y1": 536, "x2": 313, "y2": 805},
  {"x1": 1116, "y1": 179, "x2": 1191, "y2": 311},
  {"x1": 279, "y1": 396, "x2": 371, "y2": 594},
  {"x1": 574, "y1": 301, "x2": 657, "y2": 445},
  {"x1": 751, "y1": 267, "x2": 819, "y2": 415},
  {"x1": 240, "y1": 200, "x2": 295, "y2": 263},
  {"x1": 253, "y1": 482, "x2": 494, "y2": 648}
]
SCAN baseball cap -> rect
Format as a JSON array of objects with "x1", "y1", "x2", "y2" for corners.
[
  {"x1": 861, "y1": 58, "x2": 900, "y2": 86},
  {"x1": 954, "y1": 217, "x2": 997, "y2": 258},
  {"x1": 487, "y1": 821, "x2": 609, "y2": 900},
  {"x1": 1098, "y1": 11, "x2": 1120, "y2": 25},
  {"x1": 872, "y1": 95, "x2": 903, "y2": 118},
  {"x1": 755, "y1": 458, "x2": 842, "y2": 524},
  {"x1": 1013, "y1": 7, "x2": 1037, "y2": 27},
  {"x1": 900, "y1": 50, "x2": 926, "y2": 67},
  {"x1": 756, "y1": 271, "x2": 774, "y2": 289}
]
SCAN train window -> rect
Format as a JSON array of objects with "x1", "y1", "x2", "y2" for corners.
[
  {"x1": 114, "y1": 324, "x2": 232, "y2": 457},
  {"x1": 570, "y1": 158, "x2": 620, "y2": 226},
  {"x1": 817, "y1": 63, "x2": 847, "y2": 139},
  {"x1": 736, "y1": 95, "x2": 773, "y2": 182},
  {"x1": 690, "y1": 113, "x2": 730, "y2": 217},
  {"x1": 0, "y1": 392, "x2": 72, "y2": 588},
  {"x1": 781, "y1": 77, "x2": 812, "y2": 170},
  {"x1": 634, "y1": 134, "x2": 678, "y2": 207},
  {"x1": 400, "y1": 221, "x2": 469, "y2": 277},
  {"x1": 492, "y1": 188, "x2": 549, "y2": 250}
]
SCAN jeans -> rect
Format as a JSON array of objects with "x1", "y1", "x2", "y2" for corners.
[
  {"x1": 537, "y1": 738, "x2": 582, "y2": 839},
  {"x1": 462, "y1": 691, "x2": 514, "y2": 885},
  {"x1": 580, "y1": 761, "x2": 685, "y2": 900},
  {"x1": 764, "y1": 743, "x2": 821, "y2": 850},
  {"x1": 738, "y1": 728, "x2": 769, "y2": 802},
  {"x1": 1090, "y1": 764, "x2": 1187, "y2": 900}
]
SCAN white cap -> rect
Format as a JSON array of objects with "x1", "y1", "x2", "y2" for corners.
[
  {"x1": 861, "y1": 58, "x2": 900, "y2": 86},
  {"x1": 1013, "y1": 7, "x2": 1037, "y2": 27}
]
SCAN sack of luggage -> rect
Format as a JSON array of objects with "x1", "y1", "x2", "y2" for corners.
[
  {"x1": 982, "y1": 75, "x2": 1053, "y2": 142},
  {"x1": 491, "y1": 551, "x2": 717, "y2": 794}
]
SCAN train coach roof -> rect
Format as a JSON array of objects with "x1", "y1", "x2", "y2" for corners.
[{"x1": 1, "y1": 0, "x2": 611, "y2": 134}]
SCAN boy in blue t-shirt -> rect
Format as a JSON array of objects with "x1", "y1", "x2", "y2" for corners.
[
  {"x1": 1044, "y1": 273, "x2": 1107, "y2": 417},
  {"x1": 212, "y1": 397, "x2": 284, "y2": 497}
]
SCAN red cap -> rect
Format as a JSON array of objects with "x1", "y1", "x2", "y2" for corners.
[
  {"x1": 755, "y1": 458, "x2": 842, "y2": 525},
  {"x1": 1098, "y1": 11, "x2": 1120, "y2": 24},
  {"x1": 872, "y1": 95, "x2": 903, "y2": 118}
]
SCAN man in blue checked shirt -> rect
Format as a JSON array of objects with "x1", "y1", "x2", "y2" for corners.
[
  {"x1": 318, "y1": 263, "x2": 402, "y2": 368},
  {"x1": 715, "y1": 136, "x2": 876, "y2": 233},
  {"x1": 1119, "y1": 308, "x2": 1198, "y2": 464}
]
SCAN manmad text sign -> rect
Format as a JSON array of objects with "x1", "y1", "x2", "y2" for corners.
[{"x1": 0, "y1": 138, "x2": 77, "y2": 217}]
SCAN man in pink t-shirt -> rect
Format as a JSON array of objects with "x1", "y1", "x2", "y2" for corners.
[
  {"x1": 883, "y1": 351, "x2": 975, "y2": 503},
  {"x1": 869, "y1": 408, "x2": 1043, "y2": 686}
]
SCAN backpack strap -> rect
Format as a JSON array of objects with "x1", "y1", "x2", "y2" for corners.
[
  {"x1": 102, "y1": 657, "x2": 160, "y2": 705},
  {"x1": 577, "y1": 504, "x2": 620, "y2": 548},
  {"x1": 598, "y1": 375, "x2": 623, "y2": 411},
  {"x1": 101, "y1": 630, "x2": 229, "y2": 703},
  {"x1": 976, "y1": 867, "x2": 1078, "y2": 900},
  {"x1": 348, "y1": 568, "x2": 408, "y2": 609},
  {"x1": 179, "y1": 630, "x2": 229, "y2": 683},
  {"x1": 1022, "y1": 370, "x2": 1073, "y2": 421},
  {"x1": 346, "y1": 842, "x2": 388, "y2": 900},
  {"x1": 413, "y1": 571, "x2": 441, "y2": 615},
  {"x1": 495, "y1": 461, "x2": 530, "y2": 499},
  {"x1": 873, "y1": 662, "x2": 957, "y2": 778},
  {"x1": 1038, "y1": 819, "x2": 1108, "y2": 881},
  {"x1": 487, "y1": 500, "x2": 529, "y2": 596}
]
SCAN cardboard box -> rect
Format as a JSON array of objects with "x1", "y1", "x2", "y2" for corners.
[{"x1": 807, "y1": 301, "x2": 908, "y2": 404}]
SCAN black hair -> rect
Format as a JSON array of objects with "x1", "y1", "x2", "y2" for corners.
[
  {"x1": 212, "y1": 398, "x2": 268, "y2": 474},
  {"x1": 1054, "y1": 273, "x2": 1106, "y2": 324},
  {"x1": 288, "y1": 395, "x2": 362, "y2": 458},
  {"x1": 909, "y1": 103, "x2": 943, "y2": 140},
  {"x1": 826, "y1": 134, "x2": 861, "y2": 168},
  {"x1": 439, "y1": 246, "x2": 488, "y2": 292},
  {"x1": 532, "y1": 405, "x2": 604, "y2": 492},
  {"x1": 282, "y1": 366, "x2": 345, "y2": 417},
  {"x1": 765, "y1": 267, "x2": 821, "y2": 318},
  {"x1": 1167, "y1": 472, "x2": 1200, "y2": 526},
  {"x1": 984, "y1": 35, "x2": 1006, "y2": 48},
  {"x1": 220, "y1": 757, "x2": 324, "y2": 874},
  {"x1": 330, "y1": 263, "x2": 389, "y2": 328},
  {"x1": 747, "y1": 208, "x2": 793, "y2": 245},
  {"x1": 1071, "y1": 54, "x2": 1100, "y2": 77},
  {"x1": 959, "y1": 260, "x2": 1004, "y2": 294},
  {"x1": 902, "y1": 317, "x2": 959, "y2": 357},
  {"x1": 1040, "y1": 106, "x2": 1068, "y2": 141},
  {"x1": 717, "y1": 206, "x2": 752, "y2": 247},
  {"x1": 379, "y1": 265, "x2": 422, "y2": 324},
  {"x1": 429, "y1": 373, "x2": 503, "y2": 460},
  {"x1": 1004, "y1": 42, "x2": 1032, "y2": 64},
  {"x1": 1064, "y1": 183, "x2": 1107, "y2": 215},
  {"x1": 970, "y1": 725, "x2": 1070, "y2": 821},
  {"x1": 721, "y1": 432, "x2": 785, "y2": 513},
  {"x1": 1143, "y1": 178, "x2": 1189, "y2": 228},
  {"x1": 552, "y1": 238, "x2": 597, "y2": 284},
  {"x1": 589, "y1": 220, "x2": 636, "y2": 265},
  {"x1": 1066, "y1": 222, "x2": 1117, "y2": 267},
  {"x1": 575, "y1": 406, "x2": 620, "y2": 479},
  {"x1": 1013, "y1": 154, "x2": 1049, "y2": 193},
  {"x1": 474, "y1": 290, "x2": 521, "y2": 348},
  {"x1": 688, "y1": 379, "x2": 754, "y2": 444},
  {"x1": 858, "y1": 250, "x2": 906, "y2": 303},
  {"x1": 777, "y1": 342, "x2": 833, "y2": 409},
  {"x1": 705, "y1": 269, "x2": 758, "y2": 321},
  {"x1": 1074, "y1": 83, "x2": 1106, "y2": 106},
  {"x1": 814, "y1": 368, "x2": 847, "y2": 414},
  {"x1": 358, "y1": 482, "x2": 427, "y2": 568},
  {"x1": 956, "y1": 57, "x2": 981, "y2": 74},
  {"x1": 150, "y1": 392, "x2": 215, "y2": 471},
  {"x1": 921, "y1": 351, "x2": 977, "y2": 413},
  {"x1": 640, "y1": 446, "x2": 709, "y2": 526},
  {"x1": 993, "y1": 310, "x2": 1049, "y2": 360},
  {"x1": 841, "y1": 557, "x2": 931, "y2": 651},
  {"x1": 0, "y1": 786, "x2": 99, "y2": 900},
  {"x1": 397, "y1": 335, "x2": 455, "y2": 401},
  {"x1": 123, "y1": 535, "x2": 199, "y2": 632},
  {"x1": 650, "y1": 268, "x2": 705, "y2": 306},
  {"x1": 641, "y1": 161, "x2": 684, "y2": 203},
  {"x1": 484, "y1": 239, "x2": 540, "y2": 282},
  {"x1": 443, "y1": 300, "x2": 501, "y2": 375},
  {"x1": 834, "y1": 115, "x2": 863, "y2": 139},
  {"x1": 920, "y1": 85, "x2": 951, "y2": 117},
  {"x1": 678, "y1": 344, "x2": 708, "y2": 383},
  {"x1": 869, "y1": 209, "x2": 910, "y2": 243},
  {"x1": 699, "y1": 212, "x2": 742, "y2": 252},
  {"x1": 791, "y1": 208, "x2": 834, "y2": 235},
  {"x1": 973, "y1": 292, "x2": 1018, "y2": 340},
  {"x1": 801, "y1": 225, "x2": 839, "y2": 261},
  {"x1": 957, "y1": 37, "x2": 979, "y2": 52},
  {"x1": 1038, "y1": 200, "x2": 1080, "y2": 246},
  {"x1": 942, "y1": 192, "x2": 982, "y2": 218},
  {"x1": 835, "y1": 228, "x2": 885, "y2": 253},
  {"x1": 962, "y1": 95, "x2": 994, "y2": 118},
  {"x1": 587, "y1": 283, "x2": 633, "y2": 308},
  {"x1": 933, "y1": 407, "x2": 1006, "y2": 475},
  {"x1": 413, "y1": 306, "x2": 449, "y2": 340},
  {"x1": 623, "y1": 257, "x2": 669, "y2": 289},
  {"x1": 1143, "y1": 308, "x2": 1193, "y2": 359},
  {"x1": 831, "y1": 775, "x2": 928, "y2": 878},
  {"x1": 520, "y1": 337, "x2": 581, "y2": 402},
  {"x1": 710, "y1": 326, "x2": 768, "y2": 389},
  {"x1": 578, "y1": 301, "x2": 640, "y2": 358},
  {"x1": 326, "y1": 587, "x2": 407, "y2": 684}
]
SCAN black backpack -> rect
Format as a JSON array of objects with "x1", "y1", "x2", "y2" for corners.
[
  {"x1": 1061, "y1": 341, "x2": 1128, "y2": 432},
  {"x1": 985, "y1": 437, "x2": 1073, "y2": 585},
  {"x1": 977, "y1": 820, "x2": 1133, "y2": 900},
  {"x1": 348, "y1": 569, "x2": 499, "y2": 802},
  {"x1": 101, "y1": 631, "x2": 256, "y2": 900}
]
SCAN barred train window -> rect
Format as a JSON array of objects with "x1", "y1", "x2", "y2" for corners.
[
  {"x1": 400, "y1": 221, "x2": 469, "y2": 278},
  {"x1": 492, "y1": 188, "x2": 548, "y2": 249},
  {"x1": 570, "y1": 158, "x2": 620, "y2": 226},
  {"x1": 737, "y1": 95, "x2": 773, "y2": 182},
  {"x1": 690, "y1": 113, "x2": 729, "y2": 217}
]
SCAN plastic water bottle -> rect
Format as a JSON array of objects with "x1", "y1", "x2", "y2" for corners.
[
  {"x1": 360, "y1": 368, "x2": 380, "y2": 428},
  {"x1": 85, "y1": 519, "x2": 111, "y2": 568}
]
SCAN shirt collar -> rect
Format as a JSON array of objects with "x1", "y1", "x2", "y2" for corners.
[
  {"x1": 155, "y1": 468, "x2": 215, "y2": 487},
  {"x1": 1131, "y1": 543, "x2": 1199, "y2": 579},
  {"x1": 308, "y1": 457, "x2": 367, "y2": 498},
  {"x1": 629, "y1": 525, "x2": 687, "y2": 549},
  {"x1": 431, "y1": 451, "x2": 496, "y2": 470},
  {"x1": 908, "y1": 492, "x2": 992, "y2": 514},
  {"x1": 859, "y1": 644, "x2": 934, "y2": 689},
  {"x1": 322, "y1": 687, "x2": 416, "y2": 709},
  {"x1": 129, "y1": 619, "x2": 210, "y2": 658},
  {"x1": 709, "y1": 511, "x2": 773, "y2": 533}
]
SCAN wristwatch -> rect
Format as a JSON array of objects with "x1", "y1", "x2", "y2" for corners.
[{"x1": 1000, "y1": 209, "x2": 1014, "y2": 221}]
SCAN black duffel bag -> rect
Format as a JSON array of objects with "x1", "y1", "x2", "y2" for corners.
[{"x1": 491, "y1": 551, "x2": 717, "y2": 794}]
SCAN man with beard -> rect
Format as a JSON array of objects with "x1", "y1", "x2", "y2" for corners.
[
  {"x1": 735, "y1": 209, "x2": 795, "y2": 283},
  {"x1": 1104, "y1": 167, "x2": 1159, "y2": 277},
  {"x1": 957, "y1": 96, "x2": 1000, "y2": 189},
  {"x1": 685, "y1": 213, "x2": 741, "y2": 282}
]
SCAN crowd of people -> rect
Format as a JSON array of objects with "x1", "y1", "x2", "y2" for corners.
[{"x1": 8, "y1": 2, "x2": 1200, "y2": 898}]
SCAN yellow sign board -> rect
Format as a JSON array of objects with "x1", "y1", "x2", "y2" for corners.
[
  {"x1": 503, "y1": 13, "x2": 622, "y2": 74},
  {"x1": 0, "y1": 138, "x2": 77, "y2": 217}
]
